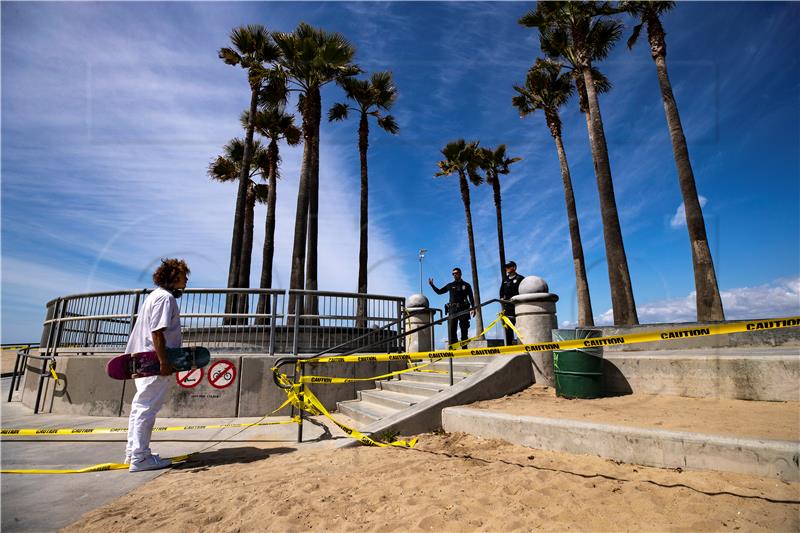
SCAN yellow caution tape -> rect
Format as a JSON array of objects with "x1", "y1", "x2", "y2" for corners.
[
  {"x1": 2, "y1": 345, "x2": 37, "y2": 351},
  {"x1": 448, "y1": 314, "x2": 504, "y2": 350},
  {"x1": 300, "y1": 313, "x2": 524, "y2": 384},
  {"x1": 49, "y1": 362, "x2": 59, "y2": 383},
  {"x1": 1, "y1": 419, "x2": 297, "y2": 437},
  {"x1": 273, "y1": 370, "x2": 416, "y2": 448},
  {"x1": 0, "y1": 454, "x2": 194, "y2": 475},
  {"x1": 303, "y1": 316, "x2": 800, "y2": 364},
  {"x1": 500, "y1": 314, "x2": 525, "y2": 343}
]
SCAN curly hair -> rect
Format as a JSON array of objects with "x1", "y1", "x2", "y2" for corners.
[{"x1": 152, "y1": 258, "x2": 190, "y2": 289}]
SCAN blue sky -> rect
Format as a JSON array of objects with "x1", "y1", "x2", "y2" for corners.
[{"x1": 2, "y1": 1, "x2": 799, "y2": 344}]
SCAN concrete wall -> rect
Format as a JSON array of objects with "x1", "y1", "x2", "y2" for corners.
[
  {"x1": 20, "y1": 354, "x2": 404, "y2": 418},
  {"x1": 603, "y1": 349, "x2": 800, "y2": 401},
  {"x1": 599, "y1": 322, "x2": 800, "y2": 352}
]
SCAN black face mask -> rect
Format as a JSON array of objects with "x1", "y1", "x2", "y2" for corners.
[{"x1": 170, "y1": 289, "x2": 184, "y2": 299}]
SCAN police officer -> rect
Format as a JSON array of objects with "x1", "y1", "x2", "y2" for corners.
[
  {"x1": 499, "y1": 261, "x2": 524, "y2": 345},
  {"x1": 429, "y1": 267, "x2": 475, "y2": 348}
]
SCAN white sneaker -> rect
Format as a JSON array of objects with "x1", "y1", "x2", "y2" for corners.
[{"x1": 129, "y1": 453, "x2": 171, "y2": 472}]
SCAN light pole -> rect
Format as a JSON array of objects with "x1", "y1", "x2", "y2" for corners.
[{"x1": 418, "y1": 249, "x2": 427, "y2": 294}]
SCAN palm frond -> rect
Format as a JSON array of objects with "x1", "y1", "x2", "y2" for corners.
[
  {"x1": 218, "y1": 47, "x2": 242, "y2": 66},
  {"x1": 627, "y1": 23, "x2": 644, "y2": 49},
  {"x1": 253, "y1": 183, "x2": 269, "y2": 204},
  {"x1": 328, "y1": 102, "x2": 350, "y2": 122},
  {"x1": 587, "y1": 18, "x2": 623, "y2": 61},
  {"x1": 377, "y1": 114, "x2": 399, "y2": 135},
  {"x1": 208, "y1": 156, "x2": 238, "y2": 182}
]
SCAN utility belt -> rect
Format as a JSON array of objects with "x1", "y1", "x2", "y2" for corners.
[{"x1": 445, "y1": 301, "x2": 470, "y2": 315}]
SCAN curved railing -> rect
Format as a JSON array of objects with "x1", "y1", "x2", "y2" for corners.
[{"x1": 39, "y1": 288, "x2": 406, "y2": 357}]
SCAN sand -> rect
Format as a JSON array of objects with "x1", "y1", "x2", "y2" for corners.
[
  {"x1": 63, "y1": 430, "x2": 799, "y2": 532},
  {"x1": 468, "y1": 386, "x2": 800, "y2": 441}
]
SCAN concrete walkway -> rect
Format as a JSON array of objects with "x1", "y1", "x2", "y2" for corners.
[{"x1": 0, "y1": 377, "x2": 341, "y2": 532}]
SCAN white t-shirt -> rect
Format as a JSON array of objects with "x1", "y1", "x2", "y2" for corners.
[{"x1": 125, "y1": 288, "x2": 182, "y2": 354}]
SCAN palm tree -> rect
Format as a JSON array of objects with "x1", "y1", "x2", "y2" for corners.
[
  {"x1": 622, "y1": 1, "x2": 724, "y2": 321},
  {"x1": 244, "y1": 107, "x2": 303, "y2": 322},
  {"x1": 478, "y1": 145, "x2": 521, "y2": 280},
  {"x1": 329, "y1": 71, "x2": 399, "y2": 323},
  {"x1": 520, "y1": 1, "x2": 639, "y2": 325},
  {"x1": 218, "y1": 25, "x2": 279, "y2": 294},
  {"x1": 271, "y1": 23, "x2": 359, "y2": 317},
  {"x1": 435, "y1": 140, "x2": 486, "y2": 337},
  {"x1": 208, "y1": 138, "x2": 269, "y2": 323},
  {"x1": 513, "y1": 58, "x2": 594, "y2": 326}
]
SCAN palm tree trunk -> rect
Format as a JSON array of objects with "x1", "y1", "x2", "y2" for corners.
[
  {"x1": 225, "y1": 86, "x2": 259, "y2": 324},
  {"x1": 257, "y1": 139, "x2": 279, "y2": 325},
  {"x1": 236, "y1": 185, "x2": 256, "y2": 324},
  {"x1": 288, "y1": 95, "x2": 315, "y2": 323},
  {"x1": 581, "y1": 67, "x2": 639, "y2": 325},
  {"x1": 356, "y1": 114, "x2": 369, "y2": 328},
  {"x1": 491, "y1": 178, "x2": 506, "y2": 280},
  {"x1": 651, "y1": 45, "x2": 724, "y2": 321},
  {"x1": 551, "y1": 124, "x2": 594, "y2": 326},
  {"x1": 304, "y1": 86, "x2": 322, "y2": 323},
  {"x1": 458, "y1": 172, "x2": 484, "y2": 338}
]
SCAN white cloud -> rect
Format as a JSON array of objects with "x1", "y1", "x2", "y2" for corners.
[
  {"x1": 1, "y1": 5, "x2": 414, "y2": 342},
  {"x1": 593, "y1": 276, "x2": 800, "y2": 325},
  {"x1": 670, "y1": 195, "x2": 708, "y2": 229}
]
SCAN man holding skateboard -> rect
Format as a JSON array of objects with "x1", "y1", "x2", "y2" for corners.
[{"x1": 125, "y1": 258, "x2": 190, "y2": 472}]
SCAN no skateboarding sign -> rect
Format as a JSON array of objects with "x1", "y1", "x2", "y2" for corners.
[
  {"x1": 176, "y1": 368, "x2": 203, "y2": 388},
  {"x1": 208, "y1": 360, "x2": 237, "y2": 389}
]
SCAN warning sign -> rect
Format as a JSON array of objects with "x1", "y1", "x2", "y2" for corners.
[
  {"x1": 176, "y1": 368, "x2": 203, "y2": 388},
  {"x1": 208, "y1": 360, "x2": 236, "y2": 389}
]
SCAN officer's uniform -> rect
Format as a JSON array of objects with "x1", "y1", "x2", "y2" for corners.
[
  {"x1": 430, "y1": 279, "x2": 475, "y2": 347},
  {"x1": 500, "y1": 271, "x2": 524, "y2": 345}
]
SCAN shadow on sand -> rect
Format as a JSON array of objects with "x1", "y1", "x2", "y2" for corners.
[{"x1": 174, "y1": 445, "x2": 297, "y2": 471}]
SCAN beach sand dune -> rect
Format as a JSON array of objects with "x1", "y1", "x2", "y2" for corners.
[{"x1": 63, "y1": 432, "x2": 799, "y2": 532}]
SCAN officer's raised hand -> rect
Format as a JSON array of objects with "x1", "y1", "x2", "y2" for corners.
[{"x1": 428, "y1": 277, "x2": 434, "y2": 285}]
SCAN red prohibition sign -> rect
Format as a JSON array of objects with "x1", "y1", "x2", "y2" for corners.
[
  {"x1": 176, "y1": 367, "x2": 204, "y2": 388},
  {"x1": 208, "y1": 360, "x2": 237, "y2": 389}
]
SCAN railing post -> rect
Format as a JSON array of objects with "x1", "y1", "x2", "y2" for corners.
[
  {"x1": 268, "y1": 292, "x2": 278, "y2": 356},
  {"x1": 129, "y1": 291, "x2": 142, "y2": 335},
  {"x1": 35, "y1": 298, "x2": 65, "y2": 414},
  {"x1": 295, "y1": 360, "x2": 304, "y2": 443},
  {"x1": 292, "y1": 293, "x2": 301, "y2": 357},
  {"x1": 290, "y1": 294, "x2": 303, "y2": 439}
]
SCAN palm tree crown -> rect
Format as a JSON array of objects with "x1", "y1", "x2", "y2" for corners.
[
  {"x1": 435, "y1": 140, "x2": 483, "y2": 185},
  {"x1": 271, "y1": 22, "x2": 360, "y2": 93},
  {"x1": 219, "y1": 25, "x2": 280, "y2": 88},
  {"x1": 329, "y1": 71, "x2": 399, "y2": 134}
]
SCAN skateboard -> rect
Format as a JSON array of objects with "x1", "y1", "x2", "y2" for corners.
[{"x1": 106, "y1": 346, "x2": 211, "y2": 380}]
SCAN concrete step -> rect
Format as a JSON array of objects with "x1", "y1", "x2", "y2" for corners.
[
  {"x1": 442, "y1": 407, "x2": 800, "y2": 482},
  {"x1": 357, "y1": 388, "x2": 425, "y2": 410},
  {"x1": 400, "y1": 371, "x2": 468, "y2": 385},
  {"x1": 336, "y1": 399, "x2": 399, "y2": 425},
  {"x1": 378, "y1": 379, "x2": 445, "y2": 397},
  {"x1": 425, "y1": 360, "x2": 488, "y2": 374}
]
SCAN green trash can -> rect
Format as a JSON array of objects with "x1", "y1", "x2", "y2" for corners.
[{"x1": 552, "y1": 329, "x2": 604, "y2": 399}]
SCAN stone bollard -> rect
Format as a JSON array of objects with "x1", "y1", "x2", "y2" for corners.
[
  {"x1": 511, "y1": 276, "x2": 559, "y2": 386},
  {"x1": 405, "y1": 294, "x2": 434, "y2": 353}
]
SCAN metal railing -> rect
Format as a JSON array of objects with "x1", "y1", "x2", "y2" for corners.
[
  {"x1": 37, "y1": 288, "x2": 405, "y2": 357},
  {"x1": 12, "y1": 288, "x2": 406, "y2": 413}
]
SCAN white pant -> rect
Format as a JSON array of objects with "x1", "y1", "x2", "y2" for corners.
[{"x1": 126, "y1": 375, "x2": 171, "y2": 461}]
